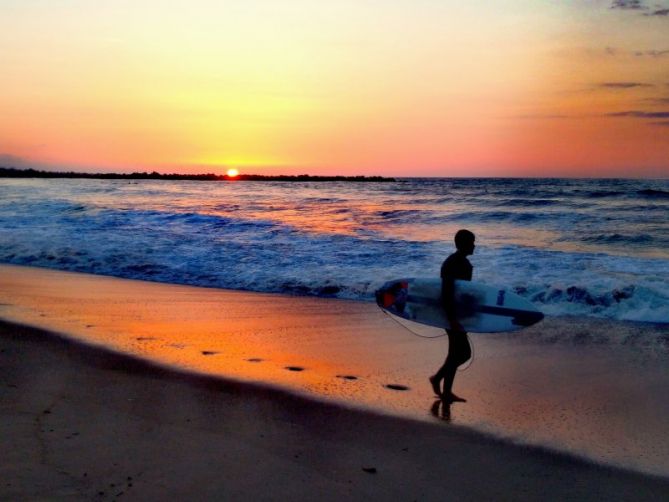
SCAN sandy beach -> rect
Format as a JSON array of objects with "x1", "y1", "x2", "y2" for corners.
[
  {"x1": 1, "y1": 264, "x2": 669, "y2": 500},
  {"x1": 3, "y1": 321, "x2": 669, "y2": 501}
]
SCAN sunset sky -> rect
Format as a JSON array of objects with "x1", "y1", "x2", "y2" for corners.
[{"x1": 1, "y1": 0, "x2": 668, "y2": 177}]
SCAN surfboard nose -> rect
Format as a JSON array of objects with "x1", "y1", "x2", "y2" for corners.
[
  {"x1": 375, "y1": 287, "x2": 385, "y2": 307},
  {"x1": 375, "y1": 280, "x2": 410, "y2": 310},
  {"x1": 375, "y1": 280, "x2": 394, "y2": 306},
  {"x1": 375, "y1": 284, "x2": 395, "y2": 308},
  {"x1": 512, "y1": 310, "x2": 544, "y2": 326}
]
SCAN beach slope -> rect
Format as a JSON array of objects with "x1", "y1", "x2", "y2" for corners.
[
  {"x1": 2, "y1": 321, "x2": 669, "y2": 500},
  {"x1": 1, "y1": 264, "x2": 669, "y2": 499}
]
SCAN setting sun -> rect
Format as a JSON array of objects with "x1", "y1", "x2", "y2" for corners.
[{"x1": 226, "y1": 168, "x2": 239, "y2": 178}]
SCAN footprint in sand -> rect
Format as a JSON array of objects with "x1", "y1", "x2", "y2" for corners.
[
  {"x1": 136, "y1": 337, "x2": 156, "y2": 341},
  {"x1": 285, "y1": 366, "x2": 305, "y2": 372},
  {"x1": 201, "y1": 351, "x2": 219, "y2": 356},
  {"x1": 384, "y1": 384, "x2": 410, "y2": 391},
  {"x1": 336, "y1": 375, "x2": 358, "y2": 380},
  {"x1": 246, "y1": 358, "x2": 264, "y2": 363}
]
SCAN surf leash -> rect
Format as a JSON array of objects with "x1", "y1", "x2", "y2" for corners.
[
  {"x1": 379, "y1": 308, "x2": 474, "y2": 371},
  {"x1": 379, "y1": 307, "x2": 446, "y2": 338}
]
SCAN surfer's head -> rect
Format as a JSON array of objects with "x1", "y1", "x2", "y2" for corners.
[{"x1": 455, "y1": 229, "x2": 475, "y2": 255}]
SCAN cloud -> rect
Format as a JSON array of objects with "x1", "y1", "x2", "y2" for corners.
[
  {"x1": 601, "y1": 47, "x2": 669, "y2": 58},
  {"x1": 514, "y1": 114, "x2": 570, "y2": 120},
  {"x1": 0, "y1": 154, "x2": 65, "y2": 171},
  {"x1": 606, "y1": 110, "x2": 669, "y2": 118},
  {"x1": 606, "y1": 110, "x2": 669, "y2": 126},
  {"x1": 641, "y1": 96, "x2": 669, "y2": 104},
  {"x1": 0, "y1": 153, "x2": 36, "y2": 168},
  {"x1": 610, "y1": 0, "x2": 647, "y2": 9},
  {"x1": 633, "y1": 49, "x2": 669, "y2": 57},
  {"x1": 609, "y1": 1, "x2": 669, "y2": 16},
  {"x1": 598, "y1": 82, "x2": 654, "y2": 89}
]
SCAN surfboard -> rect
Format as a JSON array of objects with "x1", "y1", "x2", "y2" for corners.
[{"x1": 375, "y1": 278, "x2": 543, "y2": 333}]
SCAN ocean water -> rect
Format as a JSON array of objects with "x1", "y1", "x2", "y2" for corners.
[{"x1": 1, "y1": 177, "x2": 668, "y2": 324}]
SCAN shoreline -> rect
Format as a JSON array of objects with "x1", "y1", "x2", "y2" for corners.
[
  {"x1": 3, "y1": 261, "x2": 668, "y2": 331},
  {"x1": 2, "y1": 319, "x2": 668, "y2": 500}
]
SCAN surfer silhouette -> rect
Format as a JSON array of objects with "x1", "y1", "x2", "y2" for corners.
[{"x1": 429, "y1": 229, "x2": 475, "y2": 402}]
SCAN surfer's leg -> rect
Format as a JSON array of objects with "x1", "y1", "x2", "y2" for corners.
[
  {"x1": 428, "y1": 374, "x2": 442, "y2": 396},
  {"x1": 429, "y1": 330, "x2": 451, "y2": 396},
  {"x1": 457, "y1": 333, "x2": 472, "y2": 366},
  {"x1": 441, "y1": 330, "x2": 469, "y2": 401}
]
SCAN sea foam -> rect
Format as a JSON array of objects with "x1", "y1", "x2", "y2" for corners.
[{"x1": 1, "y1": 177, "x2": 668, "y2": 323}]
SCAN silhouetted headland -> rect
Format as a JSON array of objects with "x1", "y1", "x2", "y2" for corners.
[{"x1": 0, "y1": 167, "x2": 395, "y2": 182}]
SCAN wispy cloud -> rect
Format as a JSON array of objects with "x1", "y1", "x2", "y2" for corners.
[
  {"x1": 606, "y1": 110, "x2": 669, "y2": 118},
  {"x1": 633, "y1": 49, "x2": 669, "y2": 57},
  {"x1": 601, "y1": 47, "x2": 669, "y2": 58},
  {"x1": 0, "y1": 153, "x2": 35, "y2": 168},
  {"x1": 530, "y1": 109, "x2": 669, "y2": 124},
  {"x1": 514, "y1": 114, "x2": 570, "y2": 120},
  {"x1": 606, "y1": 110, "x2": 669, "y2": 126},
  {"x1": 610, "y1": 0, "x2": 647, "y2": 10},
  {"x1": 610, "y1": 1, "x2": 669, "y2": 17},
  {"x1": 641, "y1": 96, "x2": 669, "y2": 104},
  {"x1": 597, "y1": 82, "x2": 654, "y2": 89},
  {"x1": 646, "y1": 8, "x2": 669, "y2": 16}
]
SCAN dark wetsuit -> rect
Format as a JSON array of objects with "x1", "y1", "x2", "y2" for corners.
[{"x1": 435, "y1": 251, "x2": 473, "y2": 394}]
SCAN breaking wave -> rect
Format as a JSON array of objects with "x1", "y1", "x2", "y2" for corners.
[{"x1": 0, "y1": 177, "x2": 668, "y2": 324}]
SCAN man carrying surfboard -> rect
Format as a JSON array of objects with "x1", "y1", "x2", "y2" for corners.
[{"x1": 429, "y1": 229, "x2": 475, "y2": 402}]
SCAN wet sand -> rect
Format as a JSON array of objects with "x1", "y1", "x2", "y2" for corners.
[{"x1": 1, "y1": 264, "x2": 669, "y2": 498}]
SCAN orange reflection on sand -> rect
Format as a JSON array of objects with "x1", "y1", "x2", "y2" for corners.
[{"x1": 0, "y1": 265, "x2": 416, "y2": 407}]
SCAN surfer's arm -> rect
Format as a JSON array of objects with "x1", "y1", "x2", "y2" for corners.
[
  {"x1": 441, "y1": 256, "x2": 466, "y2": 332},
  {"x1": 441, "y1": 274, "x2": 463, "y2": 331},
  {"x1": 441, "y1": 277, "x2": 456, "y2": 319}
]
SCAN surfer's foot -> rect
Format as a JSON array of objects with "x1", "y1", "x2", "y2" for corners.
[
  {"x1": 430, "y1": 400, "x2": 452, "y2": 422},
  {"x1": 429, "y1": 375, "x2": 442, "y2": 397},
  {"x1": 442, "y1": 392, "x2": 467, "y2": 403}
]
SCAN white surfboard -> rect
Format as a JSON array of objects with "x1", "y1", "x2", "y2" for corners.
[{"x1": 376, "y1": 278, "x2": 543, "y2": 333}]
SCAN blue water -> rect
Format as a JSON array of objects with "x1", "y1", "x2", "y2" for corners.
[{"x1": 1, "y1": 177, "x2": 668, "y2": 322}]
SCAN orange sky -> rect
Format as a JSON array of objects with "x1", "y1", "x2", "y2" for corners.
[{"x1": 1, "y1": 0, "x2": 668, "y2": 177}]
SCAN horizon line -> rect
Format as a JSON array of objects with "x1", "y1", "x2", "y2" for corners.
[{"x1": 1, "y1": 166, "x2": 667, "y2": 181}]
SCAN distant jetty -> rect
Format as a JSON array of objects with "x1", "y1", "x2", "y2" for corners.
[{"x1": 0, "y1": 167, "x2": 395, "y2": 182}]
